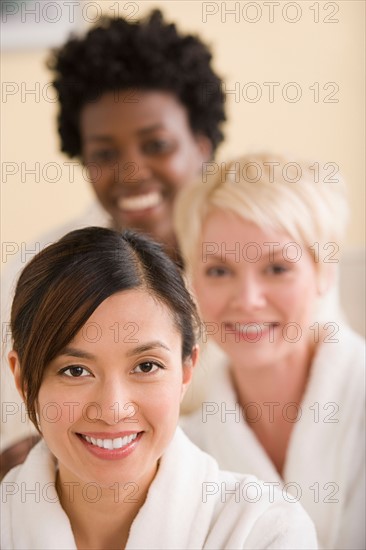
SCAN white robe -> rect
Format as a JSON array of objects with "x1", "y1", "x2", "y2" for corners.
[
  {"x1": 181, "y1": 325, "x2": 365, "y2": 549},
  {"x1": 1, "y1": 428, "x2": 317, "y2": 550},
  {"x1": 1, "y1": 202, "x2": 109, "y2": 451}
]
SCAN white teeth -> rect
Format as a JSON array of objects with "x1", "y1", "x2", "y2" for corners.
[
  {"x1": 240, "y1": 324, "x2": 266, "y2": 334},
  {"x1": 81, "y1": 433, "x2": 138, "y2": 450},
  {"x1": 118, "y1": 192, "x2": 162, "y2": 212},
  {"x1": 113, "y1": 437, "x2": 123, "y2": 449},
  {"x1": 228, "y1": 323, "x2": 277, "y2": 334}
]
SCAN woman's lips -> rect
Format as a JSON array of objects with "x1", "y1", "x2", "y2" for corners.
[
  {"x1": 76, "y1": 431, "x2": 143, "y2": 460},
  {"x1": 117, "y1": 191, "x2": 163, "y2": 212},
  {"x1": 224, "y1": 322, "x2": 280, "y2": 341}
]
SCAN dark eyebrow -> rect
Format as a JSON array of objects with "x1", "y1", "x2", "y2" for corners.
[
  {"x1": 126, "y1": 341, "x2": 171, "y2": 357},
  {"x1": 83, "y1": 136, "x2": 113, "y2": 143},
  {"x1": 136, "y1": 124, "x2": 163, "y2": 135},
  {"x1": 84, "y1": 124, "x2": 164, "y2": 144},
  {"x1": 61, "y1": 347, "x2": 96, "y2": 360}
]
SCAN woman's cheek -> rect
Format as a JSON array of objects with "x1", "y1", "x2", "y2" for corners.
[{"x1": 37, "y1": 384, "x2": 84, "y2": 431}]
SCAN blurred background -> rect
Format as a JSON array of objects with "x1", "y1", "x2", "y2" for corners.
[{"x1": 1, "y1": 0, "x2": 365, "y2": 333}]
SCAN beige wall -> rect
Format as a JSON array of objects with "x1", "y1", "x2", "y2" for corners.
[{"x1": 1, "y1": 0, "x2": 365, "y2": 250}]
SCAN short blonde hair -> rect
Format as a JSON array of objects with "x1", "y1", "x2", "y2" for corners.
[{"x1": 174, "y1": 153, "x2": 349, "y2": 275}]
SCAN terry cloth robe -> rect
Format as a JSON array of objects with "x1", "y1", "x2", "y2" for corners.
[
  {"x1": 1, "y1": 427, "x2": 317, "y2": 550},
  {"x1": 181, "y1": 324, "x2": 365, "y2": 550},
  {"x1": 1, "y1": 201, "x2": 109, "y2": 452}
]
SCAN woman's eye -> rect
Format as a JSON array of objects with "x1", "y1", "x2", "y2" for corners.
[
  {"x1": 60, "y1": 366, "x2": 90, "y2": 377},
  {"x1": 132, "y1": 362, "x2": 163, "y2": 375},
  {"x1": 267, "y1": 264, "x2": 289, "y2": 275},
  {"x1": 89, "y1": 149, "x2": 118, "y2": 164},
  {"x1": 143, "y1": 140, "x2": 173, "y2": 155},
  {"x1": 205, "y1": 266, "x2": 230, "y2": 277}
]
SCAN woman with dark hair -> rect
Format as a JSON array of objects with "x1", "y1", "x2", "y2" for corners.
[
  {"x1": 1, "y1": 8, "x2": 225, "y2": 470},
  {"x1": 1, "y1": 228, "x2": 316, "y2": 549}
]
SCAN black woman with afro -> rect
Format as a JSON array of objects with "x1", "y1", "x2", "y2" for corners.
[{"x1": 48, "y1": 9, "x2": 226, "y2": 261}]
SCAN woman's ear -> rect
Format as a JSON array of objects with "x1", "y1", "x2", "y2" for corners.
[
  {"x1": 181, "y1": 345, "x2": 199, "y2": 400},
  {"x1": 8, "y1": 350, "x2": 25, "y2": 401}
]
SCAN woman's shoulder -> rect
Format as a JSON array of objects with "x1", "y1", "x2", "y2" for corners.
[
  {"x1": 1, "y1": 439, "x2": 63, "y2": 550},
  {"x1": 302, "y1": 323, "x2": 365, "y2": 439},
  {"x1": 204, "y1": 467, "x2": 318, "y2": 549},
  {"x1": 1, "y1": 438, "x2": 54, "y2": 487},
  {"x1": 312, "y1": 323, "x2": 365, "y2": 385}
]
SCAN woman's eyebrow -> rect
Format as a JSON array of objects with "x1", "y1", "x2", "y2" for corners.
[
  {"x1": 137, "y1": 124, "x2": 163, "y2": 135},
  {"x1": 60, "y1": 347, "x2": 96, "y2": 360},
  {"x1": 83, "y1": 135, "x2": 113, "y2": 143},
  {"x1": 83, "y1": 124, "x2": 163, "y2": 143},
  {"x1": 126, "y1": 341, "x2": 171, "y2": 357}
]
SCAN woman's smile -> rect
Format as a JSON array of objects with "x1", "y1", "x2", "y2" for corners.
[{"x1": 76, "y1": 431, "x2": 143, "y2": 461}]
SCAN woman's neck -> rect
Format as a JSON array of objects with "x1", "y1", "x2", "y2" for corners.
[
  {"x1": 231, "y1": 345, "x2": 313, "y2": 407},
  {"x1": 56, "y1": 464, "x2": 157, "y2": 550},
  {"x1": 230, "y1": 340, "x2": 316, "y2": 475}
]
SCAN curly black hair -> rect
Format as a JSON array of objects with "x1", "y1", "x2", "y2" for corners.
[{"x1": 47, "y1": 10, "x2": 226, "y2": 158}]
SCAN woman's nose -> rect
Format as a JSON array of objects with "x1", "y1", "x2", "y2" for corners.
[
  {"x1": 84, "y1": 381, "x2": 138, "y2": 426},
  {"x1": 116, "y1": 149, "x2": 153, "y2": 186},
  {"x1": 230, "y1": 274, "x2": 267, "y2": 311}
]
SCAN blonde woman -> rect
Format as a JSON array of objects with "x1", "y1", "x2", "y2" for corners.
[{"x1": 175, "y1": 155, "x2": 365, "y2": 550}]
